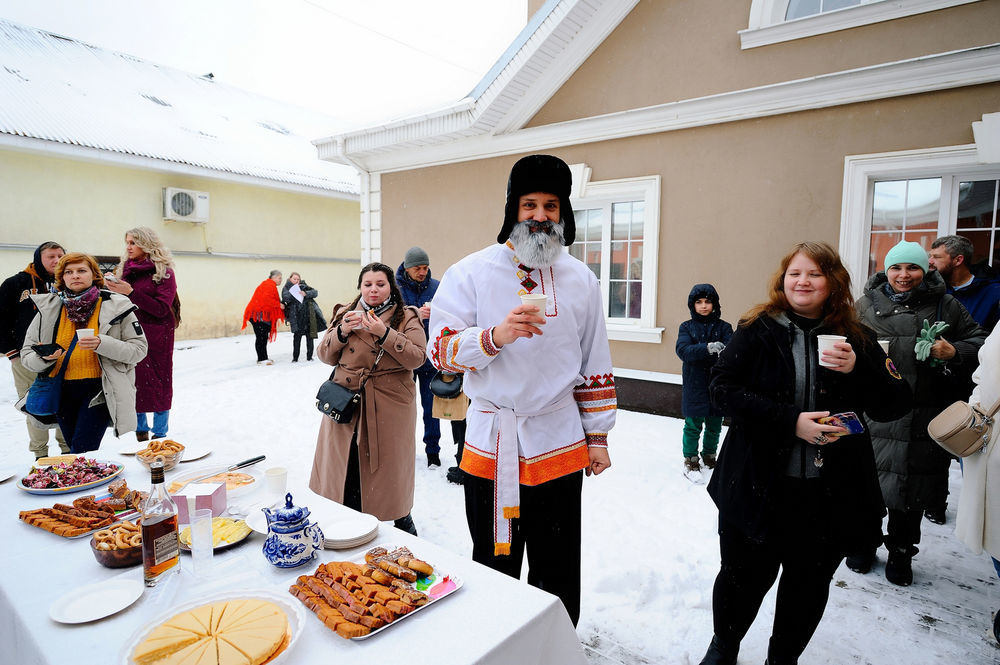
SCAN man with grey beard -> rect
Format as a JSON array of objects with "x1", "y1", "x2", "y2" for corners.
[{"x1": 427, "y1": 154, "x2": 616, "y2": 626}]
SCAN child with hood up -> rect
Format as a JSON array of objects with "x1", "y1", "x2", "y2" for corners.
[{"x1": 675, "y1": 283, "x2": 733, "y2": 480}]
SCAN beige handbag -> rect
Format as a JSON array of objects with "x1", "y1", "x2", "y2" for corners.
[
  {"x1": 927, "y1": 396, "x2": 999, "y2": 457},
  {"x1": 433, "y1": 394, "x2": 469, "y2": 420}
]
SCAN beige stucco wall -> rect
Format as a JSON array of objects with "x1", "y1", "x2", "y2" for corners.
[
  {"x1": 380, "y1": 83, "x2": 1000, "y2": 374},
  {"x1": 0, "y1": 149, "x2": 361, "y2": 339},
  {"x1": 528, "y1": 0, "x2": 1000, "y2": 127}
]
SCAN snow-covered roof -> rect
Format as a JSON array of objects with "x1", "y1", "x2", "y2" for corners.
[
  {"x1": 0, "y1": 19, "x2": 358, "y2": 198},
  {"x1": 313, "y1": 0, "x2": 639, "y2": 173}
]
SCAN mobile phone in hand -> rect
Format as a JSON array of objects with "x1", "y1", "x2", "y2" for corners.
[
  {"x1": 31, "y1": 343, "x2": 63, "y2": 356},
  {"x1": 817, "y1": 411, "x2": 865, "y2": 437}
]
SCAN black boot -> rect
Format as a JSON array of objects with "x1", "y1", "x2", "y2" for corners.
[
  {"x1": 446, "y1": 466, "x2": 465, "y2": 484},
  {"x1": 393, "y1": 513, "x2": 418, "y2": 537},
  {"x1": 885, "y1": 545, "x2": 918, "y2": 586},
  {"x1": 924, "y1": 507, "x2": 946, "y2": 525},
  {"x1": 845, "y1": 548, "x2": 876, "y2": 574},
  {"x1": 698, "y1": 635, "x2": 737, "y2": 665},
  {"x1": 427, "y1": 453, "x2": 441, "y2": 467}
]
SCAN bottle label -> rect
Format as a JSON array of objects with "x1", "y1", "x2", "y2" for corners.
[{"x1": 153, "y1": 532, "x2": 179, "y2": 565}]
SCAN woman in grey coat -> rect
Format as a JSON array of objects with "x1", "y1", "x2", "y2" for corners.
[{"x1": 854, "y1": 240, "x2": 986, "y2": 585}]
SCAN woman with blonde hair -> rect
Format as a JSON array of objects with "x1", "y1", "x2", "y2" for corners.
[
  {"x1": 105, "y1": 227, "x2": 179, "y2": 441},
  {"x1": 698, "y1": 241, "x2": 910, "y2": 665},
  {"x1": 19, "y1": 253, "x2": 147, "y2": 453}
]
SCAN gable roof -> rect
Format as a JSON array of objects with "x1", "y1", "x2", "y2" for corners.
[
  {"x1": 0, "y1": 19, "x2": 358, "y2": 198},
  {"x1": 314, "y1": 0, "x2": 639, "y2": 173},
  {"x1": 316, "y1": 0, "x2": 1000, "y2": 175}
]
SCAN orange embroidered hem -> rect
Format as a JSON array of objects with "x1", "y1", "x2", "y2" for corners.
[{"x1": 459, "y1": 439, "x2": 591, "y2": 486}]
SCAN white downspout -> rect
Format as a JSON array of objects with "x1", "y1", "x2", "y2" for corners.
[{"x1": 336, "y1": 137, "x2": 379, "y2": 264}]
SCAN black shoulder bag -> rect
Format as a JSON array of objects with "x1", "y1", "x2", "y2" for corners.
[{"x1": 315, "y1": 349, "x2": 384, "y2": 423}]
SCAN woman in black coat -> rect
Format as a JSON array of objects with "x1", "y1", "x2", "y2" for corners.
[
  {"x1": 281, "y1": 272, "x2": 327, "y2": 362},
  {"x1": 698, "y1": 242, "x2": 911, "y2": 665}
]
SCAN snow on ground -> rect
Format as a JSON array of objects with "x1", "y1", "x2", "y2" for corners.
[{"x1": 1, "y1": 332, "x2": 997, "y2": 664}]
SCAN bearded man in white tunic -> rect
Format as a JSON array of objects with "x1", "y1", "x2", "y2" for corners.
[{"x1": 428, "y1": 154, "x2": 616, "y2": 626}]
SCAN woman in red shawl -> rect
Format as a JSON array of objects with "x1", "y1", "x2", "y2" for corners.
[{"x1": 242, "y1": 270, "x2": 284, "y2": 365}]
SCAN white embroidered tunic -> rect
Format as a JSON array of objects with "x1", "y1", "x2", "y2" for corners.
[{"x1": 428, "y1": 242, "x2": 617, "y2": 553}]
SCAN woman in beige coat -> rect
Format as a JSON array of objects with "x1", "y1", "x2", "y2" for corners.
[{"x1": 309, "y1": 263, "x2": 427, "y2": 535}]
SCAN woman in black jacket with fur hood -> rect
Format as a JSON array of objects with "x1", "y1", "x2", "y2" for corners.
[{"x1": 698, "y1": 242, "x2": 911, "y2": 665}]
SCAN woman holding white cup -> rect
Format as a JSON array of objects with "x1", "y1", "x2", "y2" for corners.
[{"x1": 18, "y1": 253, "x2": 148, "y2": 453}]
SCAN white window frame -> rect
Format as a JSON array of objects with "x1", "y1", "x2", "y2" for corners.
[
  {"x1": 840, "y1": 144, "x2": 1000, "y2": 296},
  {"x1": 569, "y1": 165, "x2": 663, "y2": 343},
  {"x1": 741, "y1": 0, "x2": 982, "y2": 49}
]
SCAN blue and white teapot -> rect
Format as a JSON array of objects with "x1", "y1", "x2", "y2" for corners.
[{"x1": 261, "y1": 493, "x2": 324, "y2": 568}]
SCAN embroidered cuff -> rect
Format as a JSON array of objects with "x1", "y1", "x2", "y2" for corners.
[
  {"x1": 480, "y1": 328, "x2": 500, "y2": 357},
  {"x1": 5, "y1": 350, "x2": 18, "y2": 358},
  {"x1": 585, "y1": 433, "x2": 608, "y2": 448}
]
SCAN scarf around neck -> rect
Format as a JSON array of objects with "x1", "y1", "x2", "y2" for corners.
[
  {"x1": 59, "y1": 286, "x2": 100, "y2": 323},
  {"x1": 359, "y1": 296, "x2": 395, "y2": 318},
  {"x1": 883, "y1": 279, "x2": 928, "y2": 304}
]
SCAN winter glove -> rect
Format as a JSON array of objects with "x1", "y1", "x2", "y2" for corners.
[
  {"x1": 914, "y1": 319, "x2": 950, "y2": 367},
  {"x1": 707, "y1": 342, "x2": 725, "y2": 355}
]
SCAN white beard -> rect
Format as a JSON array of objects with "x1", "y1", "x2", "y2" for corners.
[{"x1": 509, "y1": 220, "x2": 565, "y2": 269}]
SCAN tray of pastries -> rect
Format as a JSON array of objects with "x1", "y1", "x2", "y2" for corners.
[
  {"x1": 288, "y1": 545, "x2": 462, "y2": 640},
  {"x1": 18, "y1": 479, "x2": 147, "y2": 538}
]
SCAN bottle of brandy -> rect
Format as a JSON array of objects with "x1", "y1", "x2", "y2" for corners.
[{"x1": 141, "y1": 460, "x2": 179, "y2": 586}]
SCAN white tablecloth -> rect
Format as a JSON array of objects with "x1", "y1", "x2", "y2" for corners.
[{"x1": 1, "y1": 455, "x2": 586, "y2": 665}]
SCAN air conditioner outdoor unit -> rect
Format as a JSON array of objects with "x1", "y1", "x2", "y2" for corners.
[{"x1": 163, "y1": 187, "x2": 210, "y2": 223}]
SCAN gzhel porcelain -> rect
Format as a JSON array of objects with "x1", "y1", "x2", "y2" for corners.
[{"x1": 261, "y1": 493, "x2": 324, "y2": 568}]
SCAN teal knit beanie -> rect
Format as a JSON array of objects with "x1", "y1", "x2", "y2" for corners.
[{"x1": 883, "y1": 240, "x2": 928, "y2": 273}]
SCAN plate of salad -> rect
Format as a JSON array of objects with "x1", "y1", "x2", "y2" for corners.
[{"x1": 17, "y1": 457, "x2": 124, "y2": 495}]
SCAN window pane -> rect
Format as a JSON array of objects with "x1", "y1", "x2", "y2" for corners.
[
  {"x1": 628, "y1": 281, "x2": 642, "y2": 319},
  {"x1": 612, "y1": 203, "x2": 631, "y2": 241},
  {"x1": 903, "y1": 231, "x2": 936, "y2": 256},
  {"x1": 568, "y1": 244, "x2": 583, "y2": 262},
  {"x1": 786, "y1": 0, "x2": 821, "y2": 19},
  {"x1": 628, "y1": 241, "x2": 643, "y2": 279},
  {"x1": 872, "y1": 181, "x2": 907, "y2": 231},
  {"x1": 868, "y1": 232, "x2": 902, "y2": 277},
  {"x1": 608, "y1": 281, "x2": 626, "y2": 318},
  {"x1": 609, "y1": 241, "x2": 626, "y2": 279},
  {"x1": 905, "y1": 178, "x2": 941, "y2": 230},
  {"x1": 956, "y1": 180, "x2": 999, "y2": 229},
  {"x1": 961, "y1": 230, "x2": 995, "y2": 267},
  {"x1": 825, "y1": 0, "x2": 860, "y2": 11},
  {"x1": 631, "y1": 203, "x2": 644, "y2": 241},
  {"x1": 584, "y1": 242, "x2": 601, "y2": 278}
]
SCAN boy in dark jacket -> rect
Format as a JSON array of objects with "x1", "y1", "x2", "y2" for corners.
[{"x1": 675, "y1": 284, "x2": 733, "y2": 479}]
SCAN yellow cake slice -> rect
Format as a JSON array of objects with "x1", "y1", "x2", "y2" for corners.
[
  {"x1": 132, "y1": 632, "x2": 203, "y2": 665},
  {"x1": 154, "y1": 637, "x2": 212, "y2": 665},
  {"x1": 189, "y1": 603, "x2": 215, "y2": 634},
  {"x1": 209, "y1": 602, "x2": 229, "y2": 633},
  {"x1": 163, "y1": 611, "x2": 211, "y2": 637},
  {"x1": 215, "y1": 636, "x2": 252, "y2": 665},
  {"x1": 216, "y1": 602, "x2": 284, "y2": 632},
  {"x1": 212, "y1": 599, "x2": 254, "y2": 631}
]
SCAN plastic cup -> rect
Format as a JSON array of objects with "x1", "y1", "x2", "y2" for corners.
[
  {"x1": 817, "y1": 335, "x2": 847, "y2": 367},
  {"x1": 264, "y1": 467, "x2": 287, "y2": 503},
  {"x1": 189, "y1": 508, "x2": 214, "y2": 577},
  {"x1": 877, "y1": 340, "x2": 890, "y2": 355},
  {"x1": 75, "y1": 328, "x2": 95, "y2": 338}
]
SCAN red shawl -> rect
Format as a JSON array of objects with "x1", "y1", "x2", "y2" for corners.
[{"x1": 242, "y1": 279, "x2": 284, "y2": 341}]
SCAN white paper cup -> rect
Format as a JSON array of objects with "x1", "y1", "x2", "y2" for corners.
[
  {"x1": 189, "y1": 508, "x2": 214, "y2": 577},
  {"x1": 817, "y1": 335, "x2": 847, "y2": 367},
  {"x1": 519, "y1": 293, "x2": 547, "y2": 310},
  {"x1": 877, "y1": 340, "x2": 890, "y2": 355},
  {"x1": 75, "y1": 328, "x2": 95, "y2": 338},
  {"x1": 264, "y1": 466, "x2": 287, "y2": 502}
]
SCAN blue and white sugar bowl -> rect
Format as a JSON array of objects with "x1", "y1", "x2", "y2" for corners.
[{"x1": 261, "y1": 493, "x2": 325, "y2": 568}]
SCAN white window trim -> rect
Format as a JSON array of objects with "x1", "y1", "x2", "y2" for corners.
[
  {"x1": 741, "y1": 0, "x2": 982, "y2": 49},
  {"x1": 839, "y1": 143, "x2": 1000, "y2": 296},
  {"x1": 570, "y1": 166, "x2": 664, "y2": 344}
]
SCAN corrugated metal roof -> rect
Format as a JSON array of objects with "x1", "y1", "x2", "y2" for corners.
[{"x1": 0, "y1": 19, "x2": 358, "y2": 196}]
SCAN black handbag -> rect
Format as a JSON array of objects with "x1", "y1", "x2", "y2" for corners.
[
  {"x1": 25, "y1": 336, "x2": 77, "y2": 417},
  {"x1": 429, "y1": 371, "x2": 463, "y2": 398},
  {"x1": 316, "y1": 349, "x2": 383, "y2": 423}
]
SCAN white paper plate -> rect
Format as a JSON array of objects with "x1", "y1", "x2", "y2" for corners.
[
  {"x1": 0, "y1": 466, "x2": 17, "y2": 483},
  {"x1": 118, "y1": 589, "x2": 306, "y2": 665},
  {"x1": 322, "y1": 513, "x2": 379, "y2": 541},
  {"x1": 49, "y1": 577, "x2": 144, "y2": 624},
  {"x1": 177, "y1": 445, "x2": 210, "y2": 462}
]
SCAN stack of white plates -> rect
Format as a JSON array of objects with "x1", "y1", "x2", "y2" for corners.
[
  {"x1": 322, "y1": 513, "x2": 379, "y2": 550},
  {"x1": 245, "y1": 510, "x2": 378, "y2": 550}
]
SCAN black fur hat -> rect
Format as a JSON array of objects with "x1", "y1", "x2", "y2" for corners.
[{"x1": 497, "y1": 154, "x2": 576, "y2": 246}]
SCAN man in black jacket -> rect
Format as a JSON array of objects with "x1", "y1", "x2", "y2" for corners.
[{"x1": 0, "y1": 242, "x2": 69, "y2": 458}]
